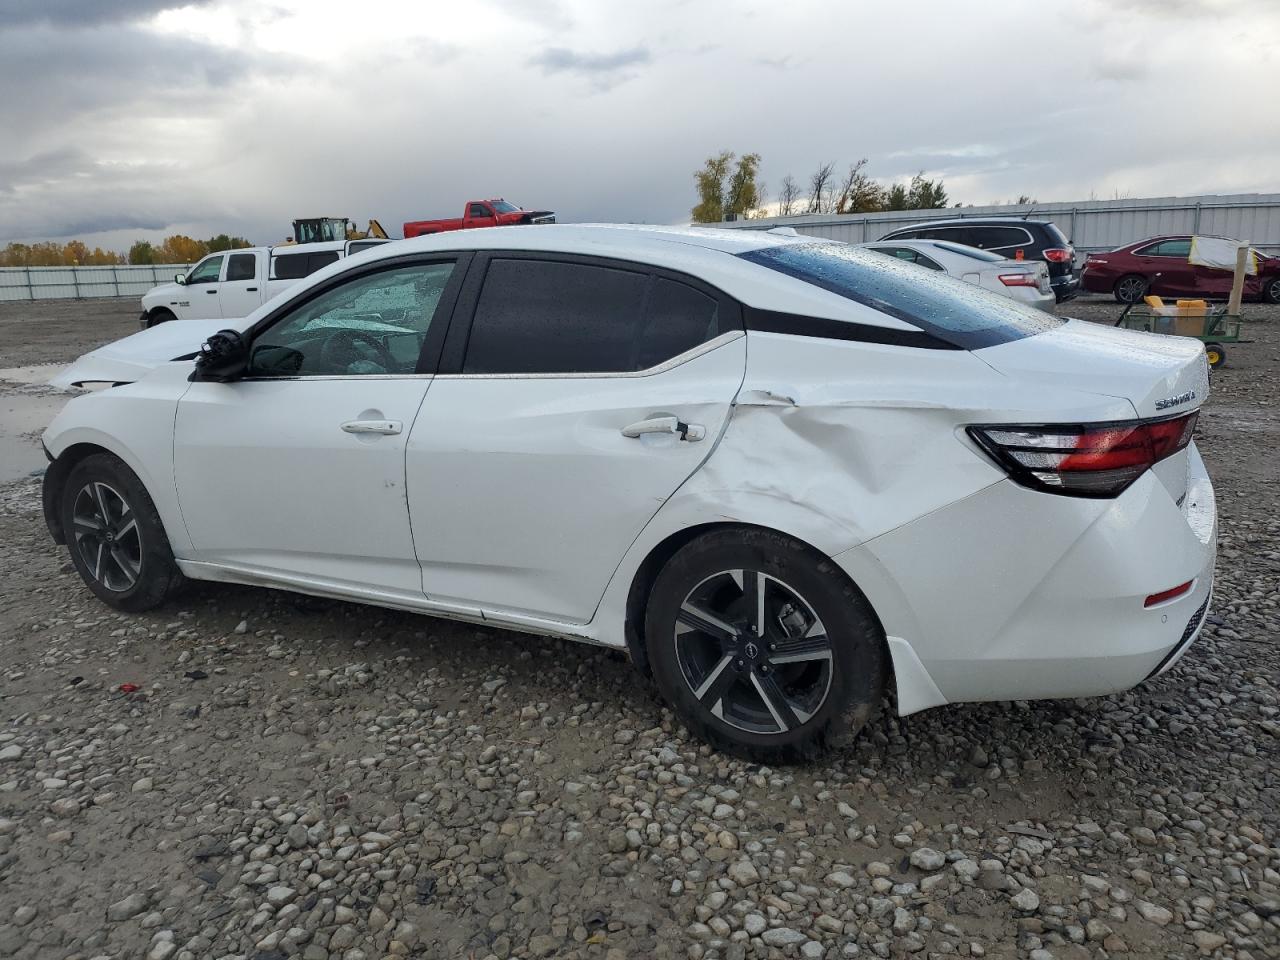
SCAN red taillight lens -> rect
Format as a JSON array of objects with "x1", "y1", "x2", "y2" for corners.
[
  {"x1": 998, "y1": 273, "x2": 1038, "y2": 287},
  {"x1": 1042, "y1": 247, "x2": 1073, "y2": 263},
  {"x1": 968, "y1": 411, "x2": 1198, "y2": 497},
  {"x1": 1144, "y1": 581, "x2": 1193, "y2": 608}
]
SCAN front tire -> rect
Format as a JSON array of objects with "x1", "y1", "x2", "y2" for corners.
[
  {"x1": 645, "y1": 528, "x2": 885, "y2": 761},
  {"x1": 147, "y1": 308, "x2": 177, "y2": 328},
  {"x1": 1114, "y1": 274, "x2": 1149, "y2": 304},
  {"x1": 60, "y1": 454, "x2": 184, "y2": 612}
]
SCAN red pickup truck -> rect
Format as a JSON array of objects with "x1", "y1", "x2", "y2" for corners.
[{"x1": 403, "y1": 199, "x2": 556, "y2": 238}]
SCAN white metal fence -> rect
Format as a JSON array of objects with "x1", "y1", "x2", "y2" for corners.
[
  {"x1": 714, "y1": 192, "x2": 1280, "y2": 254},
  {"x1": 0, "y1": 264, "x2": 190, "y2": 302}
]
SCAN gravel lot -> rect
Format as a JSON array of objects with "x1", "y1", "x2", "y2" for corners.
[{"x1": 0, "y1": 297, "x2": 1276, "y2": 960}]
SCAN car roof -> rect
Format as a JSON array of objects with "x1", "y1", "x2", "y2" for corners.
[
  {"x1": 886, "y1": 218, "x2": 1053, "y2": 230},
  {"x1": 289, "y1": 224, "x2": 920, "y2": 332}
]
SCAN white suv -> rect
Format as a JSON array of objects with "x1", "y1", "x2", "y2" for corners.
[{"x1": 42, "y1": 225, "x2": 1215, "y2": 758}]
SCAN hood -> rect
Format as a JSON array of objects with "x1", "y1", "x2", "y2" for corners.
[
  {"x1": 977, "y1": 318, "x2": 1209, "y2": 420},
  {"x1": 142, "y1": 281, "x2": 185, "y2": 304},
  {"x1": 49, "y1": 317, "x2": 238, "y2": 389}
]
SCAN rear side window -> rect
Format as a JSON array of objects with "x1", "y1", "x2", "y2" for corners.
[
  {"x1": 969, "y1": 226, "x2": 1034, "y2": 250},
  {"x1": 226, "y1": 253, "x2": 257, "y2": 281},
  {"x1": 933, "y1": 241, "x2": 1004, "y2": 262},
  {"x1": 739, "y1": 242, "x2": 1063, "y2": 349},
  {"x1": 1139, "y1": 239, "x2": 1191, "y2": 258},
  {"x1": 272, "y1": 251, "x2": 340, "y2": 280},
  {"x1": 462, "y1": 259, "x2": 723, "y2": 374}
]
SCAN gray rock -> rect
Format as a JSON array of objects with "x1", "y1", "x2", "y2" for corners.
[
  {"x1": 761, "y1": 927, "x2": 807, "y2": 947},
  {"x1": 909, "y1": 847, "x2": 946, "y2": 871},
  {"x1": 1011, "y1": 888, "x2": 1040, "y2": 912},
  {"x1": 107, "y1": 893, "x2": 148, "y2": 921}
]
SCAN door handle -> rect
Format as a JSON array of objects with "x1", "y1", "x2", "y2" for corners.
[
  {"x1": 341, "y1": 419, "x2": 403, "y2": 436},
  {"x1": 246, "y1": 286, "x2": 258, "y2": 292},
  {"x1": 621, "y1": 415, "x2": 705, "y2": 442},
  {"x1": 206, "y1": 289, "x2": 218, "y2": 294}
]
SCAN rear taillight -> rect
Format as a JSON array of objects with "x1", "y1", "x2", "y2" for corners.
[
  {"x1": 1042, "y1": 247, "x2": 1073, "y2": 263},
  {"x1": 967, "y1": 411, "x2": 1198, "y2": 498},
  {"x1": 998, "y1": 273, "x2": 1038, "y2": 287}
]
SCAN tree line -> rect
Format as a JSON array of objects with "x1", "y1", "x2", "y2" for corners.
[
  {"x1": 0, "y1": 234, "x2": 253, "y2": 268},
  {"x1": 692, "y1": 151, "x2": 951, "y2": 223}
]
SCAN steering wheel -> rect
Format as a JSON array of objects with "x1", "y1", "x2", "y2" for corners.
[{"x1": 319, "y1": 329, "x2": 395, "y2": 374}]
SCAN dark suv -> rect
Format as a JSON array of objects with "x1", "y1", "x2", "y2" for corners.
[{"x1": 878, "y1": 218, "x2": 1081, "y2": 302}]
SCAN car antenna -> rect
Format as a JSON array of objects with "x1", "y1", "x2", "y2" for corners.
[{"x1": 1021, "y1": 203, "x2": 1036, "y2": 220}]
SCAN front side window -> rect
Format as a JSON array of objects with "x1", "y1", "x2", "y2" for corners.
[
  {"x1": 739, "y1": 242, "x2": 1063, "y2": 349},
  {"x1": 249, "y1": 262, "x2": 456, "y2": 377},
  {"x1": 226, "y1": 253, "x2": 257, "y2": 281},
  {"x1": 187, "y1": 256, "x2": 223, "y2": 284},
  {"x1": 462, "y1": 259, "x2": 724, "y2": 375},
  {"x1": 468, "y1": 203, "x2": 492, "y2": 218}
]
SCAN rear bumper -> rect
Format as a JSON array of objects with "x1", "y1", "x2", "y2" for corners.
[
  {"x1": 836, "y1": 443, "x2": 1217, "y2": 714},
  {"x1": 1051, "y1": 272, "x2": 1081, "y2": 301}
]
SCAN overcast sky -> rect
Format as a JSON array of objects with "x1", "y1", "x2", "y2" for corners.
[{"x1": 3, "y1": 0, "x2": 1279, "y2": 250}]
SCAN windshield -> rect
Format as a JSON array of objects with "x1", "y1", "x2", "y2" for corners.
[
  {"x1": 932, "y1": 241, "x2": 1005, "y2": 262},
  {"x1": 491, "y1": 200, "x2": 519, "y2": 213},
  {"x1": 738, "y1": 242, "x2": 1063, "y2": 349}
]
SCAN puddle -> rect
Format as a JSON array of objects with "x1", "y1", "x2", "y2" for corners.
[{"x1": 0, "y1": 365, "x2": 71, "y2": 483}]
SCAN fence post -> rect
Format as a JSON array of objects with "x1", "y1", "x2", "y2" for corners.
[
  {"x1": 25, "y1": 267, "x2": 33, "y2": 300},
  {"x1": 72, "y1": 266, "x2": 80, "y2": 300},
  {"x1": 112, "y1": 265, "x2": 120, "y2": 297}
]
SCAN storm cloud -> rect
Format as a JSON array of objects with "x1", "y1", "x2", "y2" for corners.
[{"x1": 2, "y1": 0, "x2": 1279, "y2": 248}]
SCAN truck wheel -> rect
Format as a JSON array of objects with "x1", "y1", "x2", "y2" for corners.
[
  {"x1": 1114, "y1": 275, "x2": 1149, "y2": 304},
  {"x1": 147, "y1": 308, "x2": 177, "y2": 328},
  {"x1": 644, "y1": 528, "x2": 885, "y2": 761}
]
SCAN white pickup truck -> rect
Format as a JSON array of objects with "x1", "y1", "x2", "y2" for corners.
[{"x1": 139, "y1": 238, "x2": 389, "y2": 328}]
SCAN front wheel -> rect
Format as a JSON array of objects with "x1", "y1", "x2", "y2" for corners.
[
  {"x1": 1204, "y1": 342, "x2": 1226, "y2": 369},
  {"x1": 60, "y1": 454, "x2": 185, "y2": 611},
  {"x1": 146, "y1": 308, "x2": 177, "y2": 328},
  {"x1": 1114, "y1": 274, "x2": 1149, "y2": 304},
  {"x1": 645, "y1": 528, "x2": 885, "y2": 761}
]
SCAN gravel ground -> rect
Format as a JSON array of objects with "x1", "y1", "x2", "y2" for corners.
[{"x1": 0, "y1": 297, "x2": 1276, "y2": 960}]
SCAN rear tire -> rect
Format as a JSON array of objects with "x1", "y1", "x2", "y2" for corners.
[
  {"x1": 1263, "y1": 275, "x2": 1280, "y2": 305},
  {"x1": 1204, "y1": 342, "x2": 1226, "y2": 369},
  {"x1": 60, "y1": 454, "x2": 185, "y2": 612},
  {"x1": 644, "y1": 528, "x2": 885, "y2": 761},
  {"x1": 1114, "y1": 274, "x2": 1149, "y2": 304},
  {"x1": 147, "y1": 308, "x2": 177, "y2": 328}
]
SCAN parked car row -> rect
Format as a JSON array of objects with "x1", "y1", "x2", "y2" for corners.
[
  {"x1": 859, "y1": 238, "x2": 1055, "y2": 310},
  {"x1": 48, "y1": 224, "x2": 1215, "y2": 758}
]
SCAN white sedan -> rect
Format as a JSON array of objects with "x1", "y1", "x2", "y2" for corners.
[
  {"x1": 43, "y1": 225, "x2": 1215, "y2": 759},
  {"x1": 861, "y1": 238, "x2": 1056, "y2": 309}
]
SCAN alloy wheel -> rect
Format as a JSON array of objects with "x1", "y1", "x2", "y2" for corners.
[
  {"x1": 1116, "y1": 276, "x2": 1147, "y2": 303},
  {"x1": 674, "y1": 569, "x2": 833, "y2": 735},
  {"x1": 71, "y1": 482, "x2": 142, "y2": 592}
]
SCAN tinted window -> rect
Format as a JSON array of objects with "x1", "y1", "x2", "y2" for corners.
[
  {"x1": 918, "y1": 226, "x2": 974, "y2": 245},
  {"x1": 250, "y1": 262, "x2": 456, "y2": 377},
  {"x1": 462, "y1": 259, "x2": 724, "y2": 375},
  {"x1": 1043, "y1": 222, "x2": 1071, "y2": 247},
  {"x1": 187, "y1": 256, "x2": 223, "y2": 284},
  {"x1": 347, "y1": 240, "x2": 388, "y2": 255},
  {"x1": 911, "y1": 252, "x2": 944, "y2": 271},
  {"x1": 933, "y1": 241, "x2": 1004, "y2": 262},
  {"x1": 636, "y1": 278, "x2": 720, "y2": 370},
  {"x1": 272, "y1": 251, "x2": 340, "y2": 280},
  {"x1": 464, "y1": 259, "x2": 647, "y2": 374},
  {"x1": 468, "y1": 203, "x2": 491, "y2": 218},
  {"x1": 272, "y1": 254, "x2": 309, "y2": 280},
  {"x1": 739, "y1": 243, "x2": 1063, "y2": 349},
  {"x1": 226, "y1": 253, "x2": 257, "y2": 281},
  {"x1": 968, "y1": 226, "x2": 1033, "y2": 250}
]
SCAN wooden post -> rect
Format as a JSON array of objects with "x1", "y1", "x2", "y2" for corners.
[{"x1": 1227, "y1": 245, "x2": 1249, "y2": 317}]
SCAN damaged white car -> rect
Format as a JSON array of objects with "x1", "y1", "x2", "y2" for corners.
[{"x1": 42, "y1": 225, "x2": 1216, "y2": 758}]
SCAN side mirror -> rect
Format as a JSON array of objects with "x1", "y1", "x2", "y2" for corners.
[
  {"x1": 190, "y1": 329, "x2": 250, "y2": 382},
  {"x1": 175, "y1": 273, "x2": 187, "y2": 285}
]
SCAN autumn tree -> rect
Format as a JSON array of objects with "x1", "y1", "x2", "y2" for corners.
[
  {"x1": 835, "y1": 159, "x2": 886, "y2": 214},
  {"x1": 807, "y1": 162, "x2": 836, "y2": 214},
  {"x1": 777, "y1": 175, "x2": 800, "y2": 216},
  {"x1": 692, "y1": 150, "x2": 765, "y2": 222},
  {"x1": 129, "y1": 241, "x2": 155, "y2": 265},
  {"x1": 153, "y1": 235, "x2": 207, "y2": 264},
  {"x1": 905, "y1": 173, "x2": 948, "y2": 210}
]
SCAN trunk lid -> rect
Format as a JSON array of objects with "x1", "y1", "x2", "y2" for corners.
[{"x1": 976, "y1": 319, "x2": 1209, "y2": 501}]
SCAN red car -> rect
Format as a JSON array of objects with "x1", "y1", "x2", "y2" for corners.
[
  {"x1": 1083, "y1": 235, "x2": 1280, "y2": 304},
  {"x1": 403, "y1": 199, "x2": 555, "y2": 238}
]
